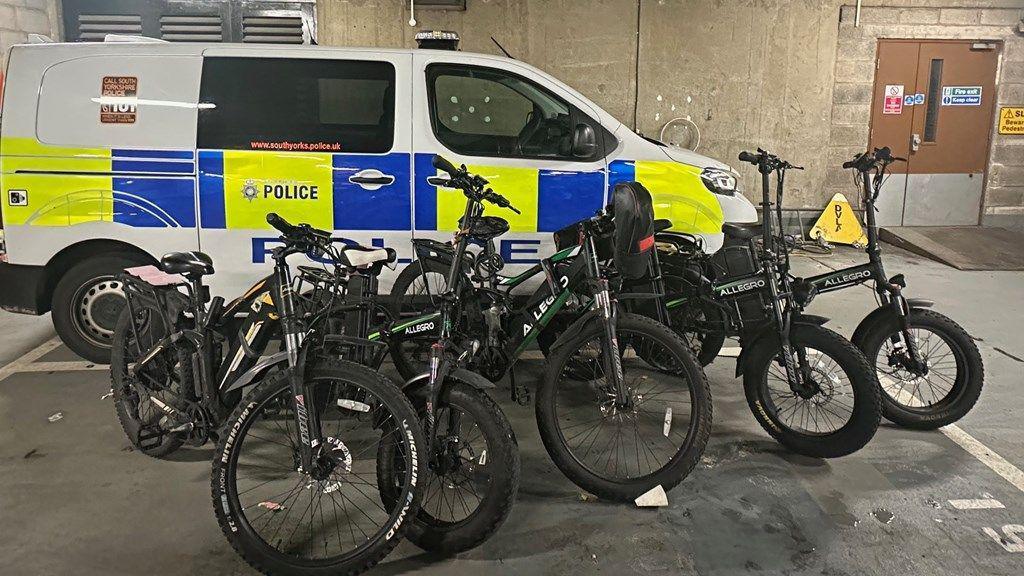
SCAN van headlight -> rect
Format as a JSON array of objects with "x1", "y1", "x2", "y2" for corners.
[{"x1": 700, "y1": 168, "x2": 737, "y2": 196}]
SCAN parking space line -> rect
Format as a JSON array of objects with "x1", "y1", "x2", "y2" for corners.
[
  {"x1": 14, "y1": 361, "x2": 106, "y2": 373},
  {"x1": 0, "y1": 336, "x2": 63, "y2": 383},
  {"x1": 948, "y1": 499, "x2": 1006, "y2": 510},
  {"x1": 887, "y1": 378, "x2": 1024, "y2": 495},
  {"x1": 941, "y1": 424, "x2": 1024, "y2": 495}
]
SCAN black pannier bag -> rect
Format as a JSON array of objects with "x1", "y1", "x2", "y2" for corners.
[{"x1": 611, "y1": 181, "x2": 656, "y2": 280}]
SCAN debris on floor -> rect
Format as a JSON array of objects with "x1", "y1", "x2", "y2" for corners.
[
  {"x1": 635, "y1": 485, "x2": 668, "y2": 507},
  {"x1": 871, "y1": 508, "x2": 895, "y2": 524},
  {"x1": 47, "y1": 411, "x2": 63, "y2": 423}
]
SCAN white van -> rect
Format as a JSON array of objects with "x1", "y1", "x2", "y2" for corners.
[{"x1": 0, "y1": 37, "x2": 756, "y2": 362}]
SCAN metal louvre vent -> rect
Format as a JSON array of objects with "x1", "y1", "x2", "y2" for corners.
[
  {"x1": 63, "y1": 1, "x2": 316, "y2": 44},
  {"x1": 242, "y1": 15, "x2": 304, "y2": 44},
  {"x1": 160, "y1": 15, "x2": 223, "y2": 42},
  {"x1": 77, "y1": 14, "x2": 143, "y2": 40}
]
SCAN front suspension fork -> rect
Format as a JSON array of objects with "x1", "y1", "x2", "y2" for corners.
[{"x1": 596, "y1": 283, "x2": 628, "y2": 407}]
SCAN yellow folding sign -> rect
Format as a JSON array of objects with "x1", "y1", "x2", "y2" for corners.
[{"x1": 810, "y1": 193, "x2": 867, "y2": 246}]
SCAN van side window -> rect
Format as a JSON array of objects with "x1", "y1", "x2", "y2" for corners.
[
  {"x1": 426, "y1": 64, "x2": 579, "y2": 159},
  {"x1": 198, "y1": 57, "x2": 394, "y2": 153}
]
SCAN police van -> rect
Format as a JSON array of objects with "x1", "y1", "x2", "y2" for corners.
[{"x1": 0, "y1": 35, "x2": 756, "y2": 362}]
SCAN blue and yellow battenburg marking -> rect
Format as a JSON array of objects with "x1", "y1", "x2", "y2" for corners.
[
  {"x1": 0, "y1": 137, "x2": 195, "y2": 227},
  {"x1": 2, "y1": 138, "x2": 723, "y2": 237}
]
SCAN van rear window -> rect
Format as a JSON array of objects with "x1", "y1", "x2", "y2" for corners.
[{"x1": 198, "y1": 57, "x2": 395, "y2": 153}]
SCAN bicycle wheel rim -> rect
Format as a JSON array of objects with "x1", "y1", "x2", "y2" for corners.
[
  {"x1": 761, "y1": 348, "x2": 857, "y2": 436},
  {"x1": 222, "y1": 375, "x2": 418, "y2": 568},
  {"x1": 875, "y1": 326, "x2": 966, "y2": 412},
  {"x1": 551, "y1": 328, "x2": 701, "y2": 483}
]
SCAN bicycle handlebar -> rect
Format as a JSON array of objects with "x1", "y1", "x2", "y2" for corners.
[
  {"x1": 265, "y1": 213, "x2": 332, "y2": 249},
  {"x1": 432, "y1": 154, "x2": 460, "y2": 177},
  {"x1": 738, "y1": 150, "x2": 760, "y2": 165},
  {"x1": 430, "y1": 154, "x2": 520, "y2": 214},
  {"x1": 842, "y1": 146, "x2": 907, "y2": 172}
]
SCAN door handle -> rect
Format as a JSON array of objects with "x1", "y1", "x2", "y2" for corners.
[
  {"x1": 348, "y1": 169, "x2": 395, "y2": 190},
  {"x1": 910, "y1": 133, "x2": 921, "y2": 152}
]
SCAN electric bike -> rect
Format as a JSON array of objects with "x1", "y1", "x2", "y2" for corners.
[
  {"x1": 113, "y1": 216, "x2": 425, "y2": 575},
  {"x1": 659, "y1": 150, "x2": 882, "y2": 458},
  {"x1": 311, "y1": 217, "x2": 521, "y2": 556},
  {"x1": 389, "y1": 156, "x2": 713, "y2": 502},
  {"x1": 805, "y1": 147, "x2": 983, "y2": 429}
]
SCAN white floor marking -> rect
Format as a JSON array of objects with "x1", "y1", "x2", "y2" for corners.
[
  {"x1": 885, "y1": 376, "x2": 1024, "y2": 495},
  {"x1": 0, "y1": 336, "x2": 63, "y2": 383},
  {"x1": 718, "y1": 347, "x2": 741, "y2": 357},
  {"x1": 940, "y1": 424, "x2": 1024, "y2": 495},
  {"x1": 15, "y1": 361, "x2": 106, "y2": 373},
  {"x1": 982, "y1": 525, "x2": 1024, "y2": 553},
  {"x1": 948, "y1": 498, "x2": 1005, "y2": 510}
]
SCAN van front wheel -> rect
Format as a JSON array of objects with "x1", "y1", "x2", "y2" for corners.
[{"x1": 52, "y1": 254, "x2": 149, "y2": 364}]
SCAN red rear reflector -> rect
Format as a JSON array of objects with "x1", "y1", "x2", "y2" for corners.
[{"x1": 638, "y1": 235, "x2": 655, "y2": 252}]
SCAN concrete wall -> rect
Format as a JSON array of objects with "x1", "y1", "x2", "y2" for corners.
[
  {"x1": 827, "y1": 4, "x2": 1024, "y2": 230},
  {"x1": 318, "y1": 0, "x2": 1024, "y2": 226},
  {"x1": 0, "y1": 0, "x2": 61, "y2": 68}
]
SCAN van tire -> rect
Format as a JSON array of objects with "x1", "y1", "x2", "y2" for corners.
[{"x1": 52, "y1": 254, "x2": 150, "y2": 364}]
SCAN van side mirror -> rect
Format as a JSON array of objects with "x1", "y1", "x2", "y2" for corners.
[{"x1": 572, "y1": 123, "x2": 598, "y2": 158}]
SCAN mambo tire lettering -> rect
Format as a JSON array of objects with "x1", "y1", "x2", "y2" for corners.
[
  {"x1": 717, "y1": 278, "x2": 766, "y2": 296},
  {"x1": 823, "y1": 269, "x2": 871, "y2": 288},
  {"x1": 386, "y1": 418, "x2": 419, "y2": 541}
]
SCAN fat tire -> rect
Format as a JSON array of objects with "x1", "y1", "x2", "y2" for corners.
[
  {"x1": 859, "y1": 309, "x2": 983, "y2": 429},
  {"x1": 381, "y1": 382, "x2": 519, "y2": 555},
  {"x1": 211, "y1": 360, "x2": 425, "y2": 576},
  {"x1": 388, "y1": 259, "x2": 449, "y2": 320},
  {"x1": 743, "y1": 324, "x2": 881, "y2": 458},
  {"x1": 52, "y1": 254, "x2": 151, "y2": 363},
  {"x1": 536, "y1": 313, "x2": 712, "y2": 502}
]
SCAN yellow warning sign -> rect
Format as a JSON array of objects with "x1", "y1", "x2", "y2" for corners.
[
  {"x1": 810, "y1": 193, "x2": 867, "y2": 246},
  {"x1": 998, "y1": 107, "x2": 1024, "y2": 135}
]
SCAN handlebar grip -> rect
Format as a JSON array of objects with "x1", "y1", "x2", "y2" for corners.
[
  {"x1": 432, "y1": 154, "x2": 460, "y2": 176},
  {"x1": 266, "y1": 212, "x2": 295, "y2": 234},
  {"x1": 842, "y1": 158, "x2": 858, "y2": 169},
  {"x1": 738, "y1": 151, "x2": 759, "y2": 165}
]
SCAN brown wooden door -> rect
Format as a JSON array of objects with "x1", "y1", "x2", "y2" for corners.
[{"x1": 869, "y1": 40, "x2": 999, "y2": 226}]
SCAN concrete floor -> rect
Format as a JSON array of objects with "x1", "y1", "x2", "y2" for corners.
[{"x1": 1, "y1": 245, "x2": 1023, "y2": 576}]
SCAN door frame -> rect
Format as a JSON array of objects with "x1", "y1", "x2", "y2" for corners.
[{"x1": 867, "y1": 38, "x2": 1003, "y2": 226}]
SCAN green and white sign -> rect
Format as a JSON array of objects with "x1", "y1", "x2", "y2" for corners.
[{"x1": 941, "y1": 86, "x2": 982, "y2": 106}]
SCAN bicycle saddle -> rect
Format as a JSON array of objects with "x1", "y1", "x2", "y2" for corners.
[
  {"x1": 159, "y1": 251, "x2": 214, "y2": 277},
  {"x1": 722, "y1": 222, "x2": 762, "y2": 240},
  {"x1": 340, "y1": 245, "x2": 397, "y2": 268}
]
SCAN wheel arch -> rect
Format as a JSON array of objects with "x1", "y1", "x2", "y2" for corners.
[{"x1": 42, "y1": 239, "x2": 157, "y2": 312}]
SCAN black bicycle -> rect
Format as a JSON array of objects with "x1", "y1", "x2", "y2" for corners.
[
  {"x1": 112, "y1": 217, "x2": 425, "y2": 575},
  {"x1": 658, "y1": 149, "x2": 882, "y2": 458},
  {"x1": 302, "y1": 226, "x2": 520, "y2": 556},
  {"x1": 804, "y1": 147, "x2": 983, "y2": 429},
  {"x1": 388, "y1": 156, "x2": 712, "y2": 502}
]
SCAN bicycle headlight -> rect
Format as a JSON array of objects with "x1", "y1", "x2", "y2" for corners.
[{"x1": 700, "y1": 168, "x2": 737, "y2": 196}]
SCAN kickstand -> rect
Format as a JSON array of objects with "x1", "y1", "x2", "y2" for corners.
[{"x1": 509, "y1": 366, "x2": 530, "y2": 406}]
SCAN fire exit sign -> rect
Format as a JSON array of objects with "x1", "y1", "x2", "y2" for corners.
[{"x1": 941, "y1": 86, "x2": 982, "y2": 106}]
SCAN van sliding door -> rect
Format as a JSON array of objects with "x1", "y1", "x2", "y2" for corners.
[{"x1": 195, "y1": 49, "x2": 412, "y2": 295}]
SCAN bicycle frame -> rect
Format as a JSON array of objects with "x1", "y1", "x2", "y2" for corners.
[{"x1": 800, "y1": 154, "x2": 926, "y2": 372}]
